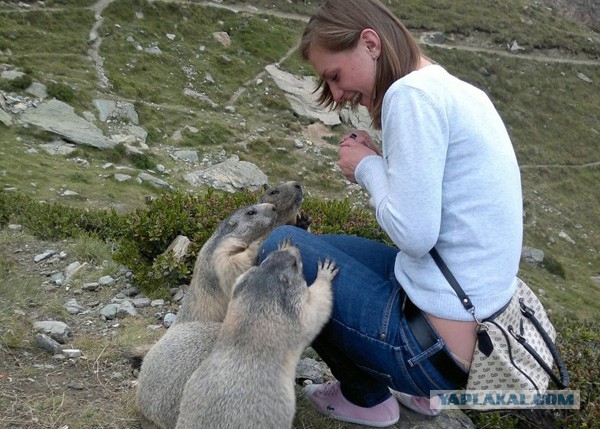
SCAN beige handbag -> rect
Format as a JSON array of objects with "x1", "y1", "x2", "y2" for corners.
[{"x1": 430, "y1": 249, "x2": 569, "y2": 403}]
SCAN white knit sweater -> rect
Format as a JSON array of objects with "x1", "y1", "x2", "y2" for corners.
[{"x1": 356, "y1": 65, "x2": 523, "y2": 320}]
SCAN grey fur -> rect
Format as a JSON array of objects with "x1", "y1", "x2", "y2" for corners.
[
  {"x1": 136, "y1": 321, "x2": 221, "y2": 429},
  {"x1": 175, "y1": 240, "x2": 337, "y2": 429}
]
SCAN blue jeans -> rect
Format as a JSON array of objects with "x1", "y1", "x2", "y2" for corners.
[{"x1": 259, "y1": 226, "x2": 468, "y2": 407}]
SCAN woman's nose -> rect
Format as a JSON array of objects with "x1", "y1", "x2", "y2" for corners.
[{"x1": 329, "y1": 83, "x2": 344, "y2": 102}]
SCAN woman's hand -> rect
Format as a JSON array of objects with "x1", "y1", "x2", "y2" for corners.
[{"x1": 339, "y1": 131, "x2": 380, "y2": 183}]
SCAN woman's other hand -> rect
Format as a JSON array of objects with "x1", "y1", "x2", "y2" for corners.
[{"x1": 339, "y1": 131, "x2": 380, "y2": 183}]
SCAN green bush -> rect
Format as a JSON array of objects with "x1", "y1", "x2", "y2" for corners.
[
  {"x1": 0, "y1": 191, "x2": 126, "y2": 241},
  {"x1": 0, "y1": 74, "x2": 32, "y2": 92},
  {"x1": 111, "y1": 189, "x2": 387, "y2": 296},
  {"x1": 47, "y1": 81, "x2": 76, "y2": 102},
  {"x1": 112, "y1": 188, "x2": 259, "y2": 295}
]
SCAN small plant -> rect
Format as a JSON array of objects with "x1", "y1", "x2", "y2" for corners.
[
  {"x1": 47, "y1": 81, "x2": 76, "y2": 102},
  {"x1": 0, "y1": 74, "x2": 32, "y2": 92}
]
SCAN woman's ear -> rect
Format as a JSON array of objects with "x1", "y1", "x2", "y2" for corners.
[{"x1": 361, "y1": 29, "x2": 381, "y2": 59}]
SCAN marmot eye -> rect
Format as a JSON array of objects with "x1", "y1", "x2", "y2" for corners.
[
  {"x1": 246, "y1": 209, "x2": 256, "y2": 216},
  {"x1": 269, "y1": 190, "x2": 279, "y2": 195}
]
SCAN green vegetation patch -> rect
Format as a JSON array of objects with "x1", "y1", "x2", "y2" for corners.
[{"x1": 100, "y1": 0, "x2": 302, "y2": 107}]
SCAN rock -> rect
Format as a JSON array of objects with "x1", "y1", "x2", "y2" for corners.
[
  {"x1": 163, "y1": 313, "x2": 177, "y2": 328},
  {"x1": 92, "y1": 99, "x2": 139, "y2": 124},
  {"x1": 184, "y1": 155, "x2": 268, "y2": 193},
  {"x1": 265, "y1": 64, "x2": 340, "y2": 126},
  {"x1": 98, "y1": 275, "x2": 115, "y2": 286},
  {"x1": 137, "y1": 172, "x2": 171, "y2": 189},
  {"x1": 212, "y1": 31, "x2": 231, "y2": 47},
  {"x1": 132, "y1": 297, "x2": 151, "y2": 308},
  {"x1": 114, "y1": 173, "x2": 132, "y2": 182},
  {"x1": 64, "y1": 298, "x2": 86, "y2": 315},
  {"x1": 33, "y1": 321, "x2": 72, "y2": 344},
  {"x1": 171, "y1": 150, "x2": 199, "y2": 163},
  {"x1": 0, "y1": 108, "x2": 12, "y2": 127},
  {"x1": 63, "y1": 349, "x2": 82, "y2": 359},
  {"x1": 522, "y1": 246, "x2": 544, "y2": 264},
  {"x1": 63, "y1": 262, "x2": 86, "y2": 284},
  {"x1": 34, "y1": 250, "x2": 56, "y2": 262},
  {"x1": 20, "y1": 99, "x2": 117, "y2": 149},
  {"x1": 51, "y1": 272, "x2": 65, "y2": 285},
  {"x1": 26, "y1": 81, "x2": 48, "y2": 99},
  {"x1": 558, "y1": 231, "x2": 576, "y2": 245},
  {"x1": 295, "y1": 357, "x2": 325, "y2": 384},
  {"x1": 100, "y1": 303, "x2": 119, "y2": 320},
  {"x1": 116, "y1": 300, "x2": 138, "y2": 318},
  {"x1": 82, "y1": 282, "x2": 100, "y2": 291},
  {"x1": 40, "y1": 140, "x2": 77, "y2": 156},
  {"x1": 120, "y1": 286, "x2": 139, "y2": 297},
  {"x1": 164, "y1": 235, "x2": 191, "y2": 261},
  {"x1": 34, "y1": 333, "x2": 63, "y2": 355}
]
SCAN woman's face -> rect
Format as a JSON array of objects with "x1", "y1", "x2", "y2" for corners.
[{"x1": 307, "y1": 33, "x2": 378, "y2": 110}]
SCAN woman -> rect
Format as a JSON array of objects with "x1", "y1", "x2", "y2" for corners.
[{"x1": 259, "y1": 0, "x2": 523, "y2": 426}]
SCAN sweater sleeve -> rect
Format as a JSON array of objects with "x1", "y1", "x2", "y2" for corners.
[{"x1": 355, "y1": 84, "x2": 449, "y2": 257}]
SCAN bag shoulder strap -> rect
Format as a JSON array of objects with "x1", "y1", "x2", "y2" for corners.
[{"x1": 429, "y1": 248, "x2": 474, "y2": 312}]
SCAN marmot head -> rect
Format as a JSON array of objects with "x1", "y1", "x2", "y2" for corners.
[
  {"x1": 258, "y1": 181, "x2": 304, "y2": 226},
  {"x1": 218, "y1": 203, "x2": 278, "y2": 243}
]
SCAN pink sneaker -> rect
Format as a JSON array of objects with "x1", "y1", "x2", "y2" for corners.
[
  {"x1": 302, "y1": 381, "x2": 400, "y2": 428},
  {"x1": 394, "y1": 391, "x2": 443, "y2": 416}
]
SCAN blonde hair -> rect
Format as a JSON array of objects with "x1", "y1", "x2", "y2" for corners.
[{"x1": 301, "y1": 0, "x2": 422, "y2": 129}]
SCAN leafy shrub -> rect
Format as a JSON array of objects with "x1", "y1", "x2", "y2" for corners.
[
  {"x1": 0, "y1": 191, "x2": 127, "y2": 241},
  {"x1": 542, "y1": 253, "x2": 566, "y2": 279},
  {"x1": 112, "y1": 189, "x2": 387, "y2": 296},
  {"x1": 112, "y1": 188, "x2": 258, "y2": 295},
  {"x1": 0, "y1": 74, "x2": 32, "y2": 92},
  {"x1": 47, "y1": 81, "x2": 75, "y2": 102}
]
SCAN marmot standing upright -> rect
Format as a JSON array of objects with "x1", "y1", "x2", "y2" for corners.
[
  {"x1": 136, "y1": 202, "x2": 277, "y2": 429},
  {"x1": 175, "y1": 239, "x2": 337, "y2": 429},
  {"x1": 175, "y1": 181, "x2": 305, "y2": 324}
]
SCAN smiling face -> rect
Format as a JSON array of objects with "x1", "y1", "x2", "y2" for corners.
[{"x1": 307, "y1": 29, "x2": 380, "y2": 111}]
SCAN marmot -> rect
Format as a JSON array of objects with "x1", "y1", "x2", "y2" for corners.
[
  {"x1": 175, "y1": 240, "x2": 337, "y2": 429},
  {"x1": 175, "y1": 181, "x2": 306, "y2": 324},
  {"x1": 136, "y1": 321, "x2": 221, "y2": 429},
  {"x1": 174, "y1": 202, "x2": 278, "y2": 324}
]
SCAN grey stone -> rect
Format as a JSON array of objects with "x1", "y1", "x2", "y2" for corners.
[
  {"x1": 34, "y1": 333, "x2": 63, "y2": 355},
  {"x1": 34, "y1": 250, "x2": 56, "y2": 262},
  {"x1": 522, "y1": 246, "x2": 544, "y2": 264},
  {"x1": 64, "y1": 298, "x2": 86, "y2": 315},
  {"x1": 82, "y1": 282, "x2": 100, "y2": 291},
  {"x1": 33, "y1": 321, "x2": 72, "y2": 344},
  {"x1": 100, "y1": 303, "x2": 119, "y2": 320},
  {"x1": 116, "y1": 300, "x2": 138, "y2": 318},
  {"x1": 184, "y1": 155, "x2": 267, "y2": 193},
  {"x1": 137, "y1": 172, "x2": 171, "y2": 189},
  {"x1": 163, "y1": 313, "x2": 177, "y2": 328},
  {"x1": 20, "y1": 99, "x2": 117, "y2": 149},
  {"x1": 98, "y1": 275, "x2": 115, "y2": 286},
  {"x1": 26, "y1": 82, "x2": 47, "y2": 99}
]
